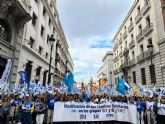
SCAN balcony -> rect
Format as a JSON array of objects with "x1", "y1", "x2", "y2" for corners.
[
  {"x1": 113, "y1": 44, "x2": 118, "y2": 51},
  {"x1": 119, "y1": 52, "x2": 123, "y2": 58},
  {"x1": 135, "y1": 12, "x2": 142, "y2": 24},
  {"x1": 123, "y1": 31, "x2": 127, "y2": 39},
  {"x1": 128, "y1": 23, "x2": 134, "y2": 32},
  {"x1": 136, "y1": 31, "x2": 144, "y2": 42},
  {"x1": 141, "y1": 1, "x2": 151, "y2": 15},
  {"x1": 113, "y1": 56, "x2": 119, "y2": 62},
  {"x1": 129, "y1": 40, "x2": 135, "y2": 49},
  {"x1": 143, "y1": 23, "x2": 153, "y2": 36},
  {"x1": 113, "y1": 69, "x2": 120, "y2": 75},
  {"x1": 120, "y1": 62, "x2": 130, "y2": 70},
  {"x1": 129, "y1": 59, "x2": 136, "y2": 66},
  {"x1": 123, "y1": 47, "x2": 129, "y2": 54},
  {"x1": 119, "y1": 38, "x2": 122, "y2": 44},
  {"x1": 137, "y1": 50, "x2": 151, "y2": 62}
]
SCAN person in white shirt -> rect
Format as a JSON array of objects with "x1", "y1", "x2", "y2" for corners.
[
  {"x1": 157, "y1": 96, "x2": 165, "y2": 124},
  {"x1": 145, "y1": 97, "x2": 156, "y2": 124}
]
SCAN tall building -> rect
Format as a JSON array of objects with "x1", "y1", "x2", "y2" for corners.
[
  {"x1": 113, "y1": 0, "x2": 165, "y2": 87},
  {"x1": 0, "y1": 0, "x2": 31, "y2": 88},
  {"x1": 16, "y1": 0, "x2": 73, "y2": 85},
  {"x1": 97, "y1": 51, "x2": 114, "y2": 87}
]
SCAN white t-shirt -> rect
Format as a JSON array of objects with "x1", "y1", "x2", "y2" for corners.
[
  {"x1": 157, "y1": 103, "x2": 165, "y2": 115},
  {"x1": 94, "y1": 98, "x2": 99, "y2": 103},
  {"x1": 146, "y1": 101, "x2": 154, "y2": 110}
]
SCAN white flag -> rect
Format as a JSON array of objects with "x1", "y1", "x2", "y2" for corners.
[{"x1": 0, "y1": 59, "x2": 12, "y2": 85}]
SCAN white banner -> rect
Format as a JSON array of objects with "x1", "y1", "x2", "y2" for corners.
[{"x1": 53, "y1": 102, "x2": 137, "y2": 123}]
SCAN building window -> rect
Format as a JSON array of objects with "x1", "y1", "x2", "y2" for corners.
[
  {"x1": 43, "y1": 6, "x2": 46, "y2": 16},
  {"x1": 138, "y1": 24, "x2": 142, "y2": 33},
  {"x1": 29, "y1": 37, "x2": 35, "y2": 48},
  {"x1": 132, "y1": 71, "x2": 136, "y2": 84},
  {"x1": 38, "y1": 46, "x2": 43, "y2": 55},
  {"x1": 132, "y1": 51, "x2": 135, "y2": 59},
  {"x1": 32, "y1": 13, "x2": 37, "y2": 27},
  {"x1": 131, "y1": 34, "x2": 134, "y2": 40},
  {"x1": 45, "y1": 52, "x2": 48, "y2": 59},
  {"x1": 149, "y1": 64, "x2": 156, "y2": 84},
  {"x1": 130, "y1": 17, "x2": 132, "y2": 23},
  {"x1": 25, "y1": 61, "x2": 33, "y2": 82},
  {"x1": 53, "y1": 27, "x2": 55, "y2": 34},
  {"x1": 50, "y1": 2, "x2": 53, "y2": 8},
  {"x1": 40, "y1": 25, "x2": 45, "y2": 36},
  {"x1": 0, "y1": 19, "x2": 10, "y2": 42},
  {"x1": 146, "y1": 16, "x2": 151, "y2": 26},
  {"x1": 125, "y1": 41, "x2": 127, "y2": 48},
  {"x1": 141, "y1": 68, "x2": 146, "y2": 85},
  {"x1": 47, "y1": 34, "x2": 49, "y2": 43},
  {"x1": 140, "y1": 45, "x2": 144, "y2": 54},
  {"x1": 137, "y1": 6, "x2": 140, "y2": 14},
  {"x1": 36, "y1": 66, "x2": 42, "y2": 78},
  {"x1": 124, "y1": 26, "x2": 127, "y2": 30},
  {"x1": 48, "y1": 18, "x2": 51, "y2": 26}
]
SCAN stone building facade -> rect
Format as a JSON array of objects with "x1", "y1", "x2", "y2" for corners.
[
  {"x1": 0, "y1": 0, "x2": 31, "y2": 88},
  {"x1": 97, "y1": 51, "x2": 114, "y2": 87},
  {"x1": 113, "y1": 0, "x2": 165, "y2": 87},
  {"x1": 17, "y1": 0, "x2": 73, "y2": 85}
]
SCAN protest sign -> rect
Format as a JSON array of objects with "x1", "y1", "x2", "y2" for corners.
[{"x1": 53, "y1": 102, "x2": 137, "y2": 123}]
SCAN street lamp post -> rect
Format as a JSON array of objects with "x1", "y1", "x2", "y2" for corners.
[
  {"x1": 48, "y1": 35, "x2": 55, "y2": 85},
  {"x1": 147, "y1": 40, "x2": 154, "y2": 84}
]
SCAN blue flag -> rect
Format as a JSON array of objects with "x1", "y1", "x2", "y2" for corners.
[
  {"x1": 116, "y1": 78, "x2": 127, "y2": 95},
  {"x1": 18, "y1": 71, "x2": 28, "y2": 84},
  {"x1": 64, "y1": 73, "x2": 75, "y2": 93}
]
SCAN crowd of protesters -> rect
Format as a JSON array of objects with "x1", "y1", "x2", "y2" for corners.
[{"x1": 0, "y1": 92, "x2": 165, "y2": 124}]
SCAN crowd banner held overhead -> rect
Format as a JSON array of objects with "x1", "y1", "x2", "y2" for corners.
[
  {"x1": 53, "y1": 102, "x2": 137, "y2": 123},
  {"x1": 18, "y1": 71, "x2": 28, "y2": 84},
  {"x1": 0, "y1": 59, "x2": 12, "y2": 86}
]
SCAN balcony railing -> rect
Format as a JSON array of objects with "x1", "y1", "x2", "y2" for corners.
[
  {"x1": 135, "y1": 12, "x2": 142, "y2": 24},
  {"x1": 113, "y1": 44, "x2": 118, "y2": 51},
  {"x1": 129, "y1": 40, "x2": 135, "y2": 49},
  {"x1": 129, "y1": 59, "x2": 136, "y2": 66},
  {"x1": 143, "y1": 23, "x2": 153, "y2": 36},
  {"x1": 137, "y1": 50, "x2": 151, "y2": 62},
  {"x1": 119, "y1": 52, "x2": 123, "y2": 58},
  {"x1": 113, "y1": 69, "x2": 120, "y2": 75},
  {"x1": 141, "y1": 1, "x2": 151, "y2": 15},
  {"x1": 123, "y1": 47, "x2": 129, "y2": 54},
  {"x1": 128, "y1": 23, "x2": 134, "y2": 32},
  {"x1": 113, "y1": 56, "x2": 119, "y2": 62},
  {"x1": 136, "y1": 31, "x2": 144, "y2": 42},
  {"x1": 123, "y1": 31, "x2": 127, "y2": 39},
  {"x1": 120, "y1": 62, "x2": 130, "y2": 69},
  {"x1": 119, "y1": 38, "x2": 122, "y2": 44}
]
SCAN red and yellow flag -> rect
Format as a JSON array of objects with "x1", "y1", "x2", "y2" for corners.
[
  {"x1": 99, "y1": 78, "x2": 105, "y2": 87},
  {"x1": 90, "y1": 77, "x2": 93, "y2": 92},
  {"x1": 82, "y1": 81, "x2": 85, "y2": 91},
  {"x1": 93, "y1": 85, "x2": 98, "y2": 94}
]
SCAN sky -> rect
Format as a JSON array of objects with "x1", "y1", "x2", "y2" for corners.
[{"x1": 57, "y1": 0, "x2": 134, "y2": 83}]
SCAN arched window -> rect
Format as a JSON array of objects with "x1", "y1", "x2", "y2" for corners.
[{"x1": 0, "y1": 19, "x2": 10, "y2": 42}]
